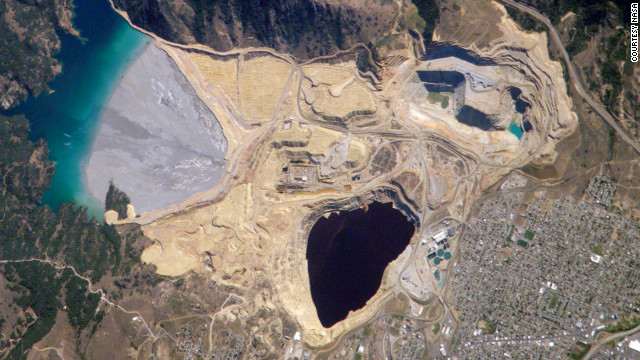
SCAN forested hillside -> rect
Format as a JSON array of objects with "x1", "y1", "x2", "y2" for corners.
[
  {"x1": 114, "y1": 0, "x2": 404, "y2": 59},
  {"x1": 0, "y1": 0, "x2": 77, "y2": 109},
  {"x1": 0, "y1": 115, "x2": 152, "y2": 358}
]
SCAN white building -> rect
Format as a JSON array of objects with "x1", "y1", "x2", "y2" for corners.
[
  {"x1": 432, "y1": 230, "x2": 447, "y2": 243},
  {"x1": 629, "y1": 339, "x2": 640, "y2": 352}
]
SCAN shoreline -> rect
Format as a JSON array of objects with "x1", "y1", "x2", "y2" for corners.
[
  {"x1": 79, "y1": 39, "x2": 154, "y2": 209},
  {"x1": 82, "y1": 40, "x2": 228, "y2": 214},
  {"x1": 3, "y1": 0, "x2": 152, "y2": 221},
  {"x1": 76, "y1": 35, "x2": 154, "y2": 217}
]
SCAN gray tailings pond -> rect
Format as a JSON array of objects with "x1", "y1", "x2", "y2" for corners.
[{"x1": 84, "y1": 43, "x2": 227, "y2": 213}]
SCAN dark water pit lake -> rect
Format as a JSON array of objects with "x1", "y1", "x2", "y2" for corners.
[{"x1": 306, "y1": 201, "x2": 415, "y2": 328}]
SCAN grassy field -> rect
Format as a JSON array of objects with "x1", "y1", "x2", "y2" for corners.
[{"x1": 524, "y1": 230, "x2": 535, "y2": 240}]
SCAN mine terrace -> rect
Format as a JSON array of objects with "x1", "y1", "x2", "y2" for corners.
[{"x1": 109, "y1": 2, "x2": 576, "y2": 353}]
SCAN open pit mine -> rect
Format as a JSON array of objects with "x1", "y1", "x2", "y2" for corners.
[{"x1": 109, "y1": 2, "x2": 576, "y2": 351}]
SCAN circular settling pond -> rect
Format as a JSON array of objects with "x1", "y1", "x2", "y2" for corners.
[{"x1": 306, "y1": 201, "x2": 415, "y2": 328}]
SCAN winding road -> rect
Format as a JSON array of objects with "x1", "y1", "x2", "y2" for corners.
[
  {"x1": 498, "y1": 0, "x2": 640, "y2": 155},
  {"x1": 0, "y1": 258, "x2": 160, "y2": 357}
]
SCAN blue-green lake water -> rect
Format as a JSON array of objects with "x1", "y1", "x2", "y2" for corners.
[
  {"x1": 4, "y1": 0, "x2": 149, "y2": 219},
  {"x1": 509, "y1": 122, "x2": 523, "y2": 140}
]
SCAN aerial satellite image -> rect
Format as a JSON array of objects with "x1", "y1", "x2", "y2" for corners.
[{"x1": 0, "y1": 0, "x2": 637, "y2": 359}]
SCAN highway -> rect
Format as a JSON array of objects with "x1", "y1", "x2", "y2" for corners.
[
  {"x1": 582, "y1": 323, "x2": 640, "y2": 359},
  {"x1": 498, "y1": 0, "x2": 640, "y2": 154}
]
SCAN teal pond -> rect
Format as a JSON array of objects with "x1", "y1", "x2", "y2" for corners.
[
  {"x1": 509, "y1": 121, "x2": 523, "y2": 140},
  {"x1": 4, "y1": 0, "x2": 149, "y2": 219}
]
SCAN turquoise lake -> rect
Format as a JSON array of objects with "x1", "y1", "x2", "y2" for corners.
[
  {"x1": 4, "y1": 0, "x2": 149, "y2": 220},
  {"x1": 509, "y1": 122, "x2": 523, "y2": 140}
]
